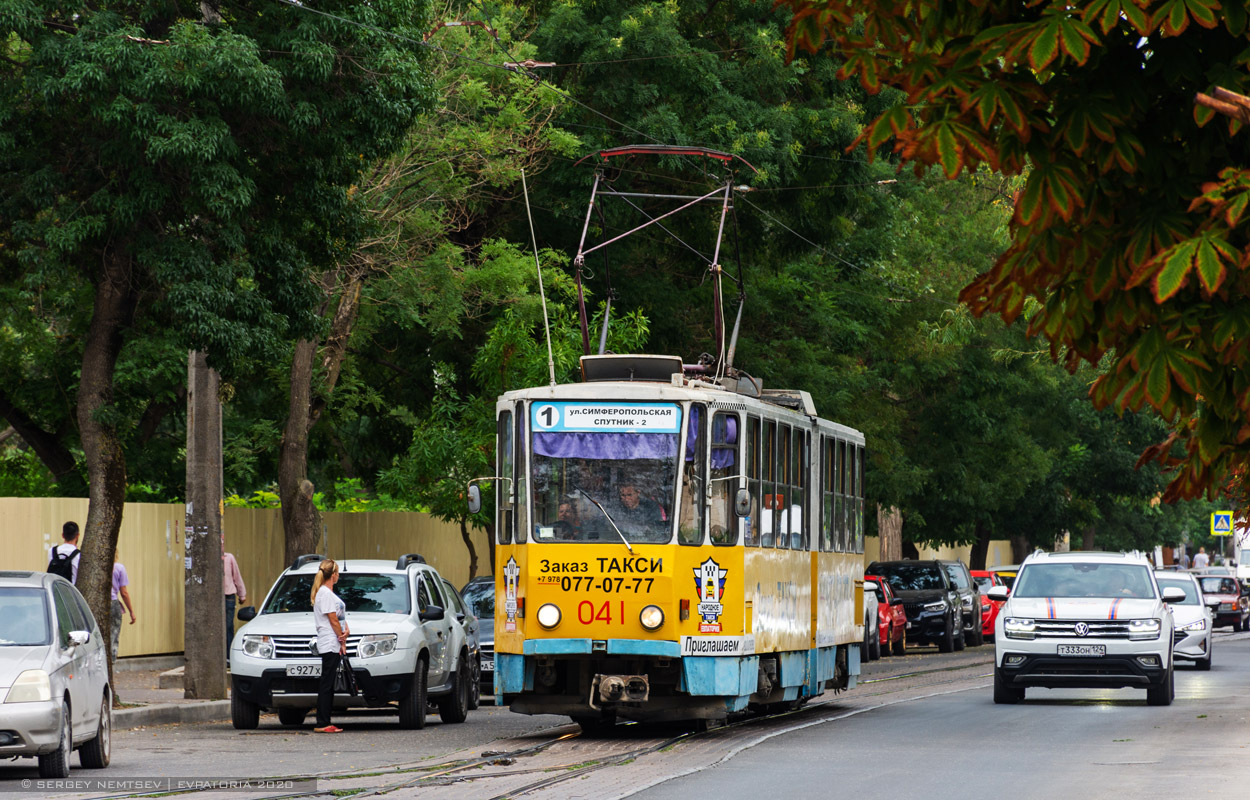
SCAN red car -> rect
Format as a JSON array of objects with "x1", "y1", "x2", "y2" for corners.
[
  {"x1": 865, "y1": 574, "x2": 906, "y2": 656},
  {"x1": 971, "y1": 569, "x2": 1006, "y2": 641}
]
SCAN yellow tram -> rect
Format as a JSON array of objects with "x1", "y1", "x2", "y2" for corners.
[{"x1": 479, "y1": 353, "x2": 867, "y2": 728}]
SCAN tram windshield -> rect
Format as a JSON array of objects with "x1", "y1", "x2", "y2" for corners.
[{"x1": 530, "y1": 401, "x2": 682, "y2": 544}]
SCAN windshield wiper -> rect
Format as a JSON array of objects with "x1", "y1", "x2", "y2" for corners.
[{"x1": 576, "y1": 489, "x2": 633, "y2": 553}]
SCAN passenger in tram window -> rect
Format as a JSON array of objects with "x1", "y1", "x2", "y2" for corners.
[
  {"x1": 615, "y1": 482, "x2": 667, "y2": 541},
  {"x1": 554, "y1": 500, "x2": 583, "y2": 541},
  {"x1": 571, "y1": 459, "x2": 609, "y2": 536}
]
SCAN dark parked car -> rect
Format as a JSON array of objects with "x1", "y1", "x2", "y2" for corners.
[
  {"x1": 939, "y1": 559, "x2": 983, "y2": 647},
  {"x1": 865, "y1": 560, "x2": 965, "y2": 652},
  {"x1": 460, "y1": 576, "x2": 495, "y2": 697}
]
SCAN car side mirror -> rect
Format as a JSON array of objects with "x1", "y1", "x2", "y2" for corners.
[
  {"x1": 986, "y1": 586, "x2": 1009, "y2": 601},
  {"x1": 890, "y1": 598, "x2": 904, "y2": 606},
  {"x1": 863, "y1": 581, "x2": 878, "y2": 593},
  {"x1": 734, "y1": 488, "x2": 751, "y2": 517},
  {"x1": 68, "y1": 630, "x2": 90, "y2": 647},
  {"x1": 420, "y1": 605, "x2": 446, "y2": 622},
  {"x1": 467, "y1": 485, "x2": 482, "y2": 515},
  {"x1": 1162, "y1": 586, "x2": 1186, "y2": 603},
  {"x1": 456, "y1": 612, "x2": 466, "y2": 624},
  {"x1": 238, "y1": 606, "x2": 257, "y2": 622}
]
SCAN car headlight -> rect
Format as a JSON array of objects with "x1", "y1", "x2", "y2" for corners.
[
  {"x1": 923, "y1": 601, "x2": 946, "y2": 612},
  {"x1": 961, "y1": 596, "x2": 974, "y2": 609},
  {"x1": 537, "y1": 603, "x2": 561, "y2": 629},
  {"x1": 1179, "y1": 619, "x2": 1207, "y2": 632},
  {"x1": 241, "y1": 634, "x2": 275, "y2": 659},
  {"x1": 639, "y1": 605, "x2": 664, "y2": 631},
  {"x1": 1128, "y1": 618, "x2": 1162, "y2": 640},
  {"x1": 4, "y1": 670, "x2": 51, "y2": 703},
  {"x1": 357, "y1": 634, "x2": 398, "y2": 658},
  {"x1": 1003, "y1": 617, "x2": 1037, "y2": 640}
]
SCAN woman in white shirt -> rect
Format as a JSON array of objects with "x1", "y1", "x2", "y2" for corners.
[{"x1": 311, "y1": 559, "x2": 348, "y2": 733}]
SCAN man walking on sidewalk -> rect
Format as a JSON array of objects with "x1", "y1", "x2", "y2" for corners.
[{"x1": 223, "y1": 549, "x2": 247, "y2": 660}]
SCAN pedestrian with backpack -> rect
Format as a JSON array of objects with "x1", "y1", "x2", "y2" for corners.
[{"x1": 48, "y1": 521, "x2": 81, "y2": 584}]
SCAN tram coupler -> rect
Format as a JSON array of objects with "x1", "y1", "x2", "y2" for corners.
[{"x1": 590, "y1": 674, "x2": 649, "y2": 708}]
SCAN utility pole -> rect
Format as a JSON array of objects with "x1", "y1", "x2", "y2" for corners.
[{"x1": 185, "y1": 350, "x2": 226, "y2": 699}]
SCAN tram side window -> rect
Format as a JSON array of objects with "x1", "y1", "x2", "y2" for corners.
[
  {"x1": 840, "y1": 440, "x2": 852, "y2": 552},
  {"x1": 821, "y1": 436, "x2": 834, "y2": 552},
  {"x1": 855, "y1": 444, "x2": 866, "y2": 553},
  {"x1": 834, "y1": 439, "x2": 847, "y2": 552},
  {"x1": 498, "y1": 411, "x2": 513, "y2": 545},
  {"x1": 790, "y1": 427, "x2": 806, "y2": 550},
  {"x1": 773, "y1": 423, "x2": 791, "y2": 549},
  {"x1": 711, "y1": 412, "x2": 738, "y2": 546},
  {"x1": 515, "y1": 405, "x2": 528, "y2": 543},
  {"x1": 679, "y1": 404, "x2": 707, "y2": 546},
  {"x1": 762, "y1": 420, "x2": 777, "y2": 548},
  {"x1": 745, "y1": 416, "x2": 761, "y2": 547}
]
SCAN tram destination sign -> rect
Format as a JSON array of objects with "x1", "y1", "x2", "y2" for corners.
[{"x1": 532, "y1": 402, "x2": 681, "y2": 433}]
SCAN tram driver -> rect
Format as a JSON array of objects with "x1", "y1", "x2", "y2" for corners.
[{"x1": 613, "y1": 481, "x2": 668, "y2": 541}]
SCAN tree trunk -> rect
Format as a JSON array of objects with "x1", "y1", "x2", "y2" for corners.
[
  {"x1": 1011, "y1": 535, "x2": 1030, "y2": 564},
  {"x1": 876, "y1": 505, "x2": 903, "y2": 561},
  {"x1": 279, "y1": 277, "x2": 363, "y2": 565},
  {"x1": 458, "y1": 518, "x2": 479, "y2": 579},
  {"x1": 280, "y1": 339, "x2": 318, "y2": 566},
  {"x1": 1082, "y1": 525, "x2": 1095, "y2": 552},
  {"x1": 970, "y1": 521, "x2": 991, "y2": 570},
  {"x1": 184, "y1": 352, "x2": 227, "y2": 699},
  {"x1": 76, "y1": 247, "x2": 138, "y2": 701}
]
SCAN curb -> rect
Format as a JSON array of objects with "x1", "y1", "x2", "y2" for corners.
[{"x1": 115, "y1": 701, "x2": 231, "y2": 729}]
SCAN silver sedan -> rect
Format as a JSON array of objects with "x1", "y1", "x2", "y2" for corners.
[
  {"x1": 1156, "y1": 571, "x2": 1214, "y2": 670},
  {"x1": 0, "y1": 571, "x2": 111, "y2": 777}
]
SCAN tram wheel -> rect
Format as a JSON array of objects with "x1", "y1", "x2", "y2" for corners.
[{"x1": 573, "y1": 714, "x2": 617, "y2": 736}]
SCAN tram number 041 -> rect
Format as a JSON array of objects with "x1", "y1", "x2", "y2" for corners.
[
  {"x1": 578, "y1": 600, "x2": 625, "y2": 625},
  {"x1": 559, "y1": 576, "x2": 654, "y2": 593}
]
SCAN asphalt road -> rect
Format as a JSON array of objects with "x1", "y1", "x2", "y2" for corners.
[
  {"x1": 3, "y1": 633, "x2": 1246, "y2": 799},
  {"x1": 634, "y1": 634, "x2": 1250, "y2": 800}
]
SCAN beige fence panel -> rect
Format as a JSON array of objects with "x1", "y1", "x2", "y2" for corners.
[{"x1": 2, "y1": 499, "x2": 488, "y2": 658}]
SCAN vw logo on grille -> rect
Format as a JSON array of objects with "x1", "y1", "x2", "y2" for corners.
[{"x1": 1074, "y1": 622, "x2": 1090, "y2": 637}]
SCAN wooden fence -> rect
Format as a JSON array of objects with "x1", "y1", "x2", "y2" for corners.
[{"x1": 2, "y1": 498, "x2": 489, "y2": 658}]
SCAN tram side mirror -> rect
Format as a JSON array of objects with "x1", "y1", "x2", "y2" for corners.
[
  {"x1": 467, "y1": 484, "x2": 482, "y2": 514},
  {"x1": 734, "y1": 488, "x2": 752, "y2": 517}
]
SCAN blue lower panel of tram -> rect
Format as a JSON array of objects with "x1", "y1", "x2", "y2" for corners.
[{"x1": 496, "y1": 641, "x2": 860, "y2": 701}]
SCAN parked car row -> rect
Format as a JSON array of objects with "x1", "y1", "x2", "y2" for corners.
[{"x1": 863, "y1": 559, "x2": 984, "y2": 656}]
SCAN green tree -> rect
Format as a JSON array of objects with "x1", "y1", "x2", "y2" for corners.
[
  {"x1": 1, "y1": 0, "x2": 432, "y2": 662},
  {"x1": 778, "y1": 0, "x2": 1250, "y2": 506}
]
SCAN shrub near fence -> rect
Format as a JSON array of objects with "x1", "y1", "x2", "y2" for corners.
[{"x1": 1, "y1": 498, "x2": 487, "y2": 658}]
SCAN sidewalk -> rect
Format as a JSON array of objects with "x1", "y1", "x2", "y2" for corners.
[{"x1": 113, "y1": 658, "x2": 231, "y2": 729}]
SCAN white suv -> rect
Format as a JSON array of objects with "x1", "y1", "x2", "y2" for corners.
[
  {"x1": 990, "y1": 551, "x2": 1185, "y2": 706},
  {"x1": 229, "y1": 554, "x2": 473, "y2": 729}
]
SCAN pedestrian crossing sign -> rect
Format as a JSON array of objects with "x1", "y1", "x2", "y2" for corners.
[{"x1": 1211, "y1": 511, "x2": 1233, "y2": 536}]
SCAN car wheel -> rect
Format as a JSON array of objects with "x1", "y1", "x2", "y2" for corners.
[
  {"x1": 37, "y1": 702, "x2": 71, "y2": 778},
  {"x1": 398, "y1": 657, "x2": 428, "y2": 730},
  {"x1": 954, "y1": 623, "x2": 966, "y2": 652},
  {"x1": 277, "y1": 708, "x2": 307, "y2": 726},
  {"x1": 1197, "y1": 651, "x2": 1212, "y2": 671},
  {"x1": 467, "y1": 658, "x2": 481, "y2": 711},
  {"x1": 1234, "y1": 616, "x2": 1243, "y2": 633},
  {"x1": 969, "y1": 626, "x2": 984, "y2": 648},
  {"x1": 938, "y1": 618, "x2": 955, "y2": 653},
  {"x1": 79, "y1": 695, "x2": 111, "y2": 768},
  {"x1": 870, "y1": 628, "x2": 881, "y2": 660},
  {"x1": 437, "y1": 657, "x2": 470, "y2": 724},
  {"x1": 892, "y1": 630, "x2": 906, "y2": 657},
  {"x1": 231, "y1": 694, "x2": 260, "y2": 730},
  {"x1": 993, "y1": 668, "x2": 1024, "y2": 704},
  {"x1": 1146, "y1": 665, "x2": 1175, "y2": 706}
]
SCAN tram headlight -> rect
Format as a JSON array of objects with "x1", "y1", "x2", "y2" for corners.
[
  {"x1": 639, "y1": 605, "x2": 665, "y2": 631},
  {"x1": 537, "y1": 603, "x2": 562, "y2": 629}
]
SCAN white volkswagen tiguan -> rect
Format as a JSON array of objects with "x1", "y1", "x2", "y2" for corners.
[{"x1": 990, "y1": 551, "x2": 1185, "y2": 706}]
